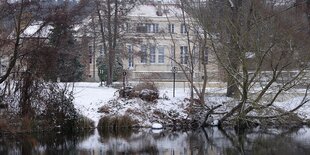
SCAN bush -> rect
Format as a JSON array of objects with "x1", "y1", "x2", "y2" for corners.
[
  {"x1": 42, "y1": 86, "x2": 78, "y2": 131},
  {"x1": 97, "y1": 115, "x2": 137, "y2": 129},
  {"x1": 118, "y1": 81, "x2": 159, "y2": 101},
  {"x1": 134, "y1": 81, "x2": 158, "y2": 93},
  {"x1": 76, "y1": 115, "x2": 95, "y2": 129},
  {"x1": 139, "y1": 89, "x2": 159, "y2": 102},
  {"x1": 118, "y1": 86, "x2": 138, "y2": 98},
  {"x1": 0, "y1": 119, "x2": 8, "y2": 132}
]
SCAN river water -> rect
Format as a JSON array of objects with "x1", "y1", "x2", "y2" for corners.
[{"x1": 1, "y1": 127, "x2": 310, "y2": 155}]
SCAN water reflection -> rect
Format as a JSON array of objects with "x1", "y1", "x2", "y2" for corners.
[
  {"x1": 1, "y1": 127, "x2": 310, "y2": 154},
  {"x1": 0, "y1": 130, "x2": 93, "y2": 155}
]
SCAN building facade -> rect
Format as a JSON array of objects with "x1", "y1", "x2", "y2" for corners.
[
  {"x1": 122, "y1": 2, "x2": 220, "y2": 83},
  {"x1": 87, "y1": 2, "x2": 221, "y2": 84}
]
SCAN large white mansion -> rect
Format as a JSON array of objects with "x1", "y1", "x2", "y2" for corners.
[{"x1": 88, "y1": 1, "x2": 222, "y2": 85}]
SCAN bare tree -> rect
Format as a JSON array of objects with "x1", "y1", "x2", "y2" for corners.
[
  {"x1": 180, "y1": 0, "x2": 310, "y2": 128},
  {"x1": 161, "y1": 2, "x2": 211, "y2": 106},
  {"x1": 0, "y1": 0, "x2": 88, "y2": 119},
  {"x1": 0, "y1": 1, "x2": 29, "y2": 84},
  {"x1": 93, "y1": 0, "x2": 137, "y2": 86}
]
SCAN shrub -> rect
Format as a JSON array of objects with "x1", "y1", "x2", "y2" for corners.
[
  {"x1": 134, "y1": 81, "x2": 158, "y2": 93},
  {"x1": 118, "y1": 86, "x2": 138, "y2": 98},
  {"x1": 42, "y1": 87, "x2": 78, "y2": 131},
  {"x1": 98, "y1": 105, "x2": 110, "y2": 114},
  {"x1": 76, "y1": 115, "x2": 95, "y2": 129},
  {"x1": 139, "y1": 89, "x2": 159, "y2": 102},
  {"x1": 0, "y1": 119, "x2": 8, "y2": 132},
  {"x1": 97, "y1": 115, "x2": 137, "y2": 129}
]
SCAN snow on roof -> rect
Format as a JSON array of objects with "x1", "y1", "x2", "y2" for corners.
[
  {"x1": 20, "y1": 21, "x2": 85, "y2": 38},
  {"x1": 129, "y1": 5, "x2": 157, "y2": 17},
  {"x1": 21, "y1": 22, "x2": 53, "y2": 38},
  {"x1": 128, "y1": 4, "x2": 184, "y2": 18},
  {"x1": 267, "y1": 0, "x2": 295, "y2": 6}
]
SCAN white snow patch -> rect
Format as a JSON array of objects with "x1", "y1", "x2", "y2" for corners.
[
  {"x1": 152, "y1": 123, "x2": 163, "y2": 129},
  {"x1": 211, "y1": 120, "x2": 219, "y2": 126},
  {"x1": 21, "y1": 21, "x2": 52, "y2": 38},
  {"x1": 129, "y1": 5, "x2": 183, "y2": 17},
  {"x1": 274, "y1": 96, "x2": 310, "y2": 119},
  {"x1": 72, "y1": 82, "x2": 117, "y2": 126}
]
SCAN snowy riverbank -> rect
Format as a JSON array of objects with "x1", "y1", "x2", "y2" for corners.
[
  {"x1": 72, "y1": 82, "x2": 197, "y2": 126},
  {"x1": 72, "y1": 82, "x2": 310, "y2": 127}
]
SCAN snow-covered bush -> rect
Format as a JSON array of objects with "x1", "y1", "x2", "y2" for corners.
[
  {"x1": 118, "y1": 81, "x2": 159, "y2": 102},
  {"x1": 40, "y1": 84, "x2": 78, "y2": 131},
  {"x1": 139, "y1": 89, "x2": 159, "y2": 102},
  {"x1": 118, "y1": 86, "x2": 138, "y2": 98},
  {"x1": 0, "y1": 80, "x2": 88, "y2": 132}
]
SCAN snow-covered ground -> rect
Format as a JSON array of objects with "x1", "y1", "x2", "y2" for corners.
[
  {"x1": 72, "y1": 82, "x2": 310, "y2": 127},
  {"x1": 72, "y1": 82, "x2": 194, "y2": 126},
  {"x1": 72, "y1": 82, "x2": 118, "y2": 126}
]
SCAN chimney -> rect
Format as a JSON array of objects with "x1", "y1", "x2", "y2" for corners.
[{"x1": 156, "y1": 0, "x2": 163, "y2": 16}]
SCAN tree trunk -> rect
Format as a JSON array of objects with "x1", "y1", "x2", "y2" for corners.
[
  {"x1": 106, "y1": 0, "x2": 113, "y2": 86},
  {"x1": 0, "y1": 3, "x2": 24, "y2": 84},
  {"x1": 106, "y1": 0, "x2": 119, "y2": 86},
  {"x1": 95, "y1": 0, "x2": 108, "y2": 56},
  {"x1": 226, "y1": 0, "x2": 242, "y2": 98},
  {"x1": 307, "y1": 0, "x2": 310, "y2": 34},
  {"x1": 20, "y1": 71, "x2": 33, "y2": 117}
]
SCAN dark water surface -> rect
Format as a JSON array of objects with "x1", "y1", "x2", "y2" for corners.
[{"x1": 1, "y1": 127, "x2": 310, "y2": 155}]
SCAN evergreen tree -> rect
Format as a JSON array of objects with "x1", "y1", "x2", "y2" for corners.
[
  {"x1": 97, "y1": 55, "x2": 122, "y2": 82},
  {"x1": 48, "y1": 7, "x2": 85, "y2": 82}
]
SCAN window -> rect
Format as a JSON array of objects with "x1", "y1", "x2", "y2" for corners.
[
  {"x1": 137, "y1": 23, "x2": 159, "y2": 33},
  {"x1": 147, "y1": 23, "x2": 159, "y2": 33},
  {"x1": 181, "y1": 23, "x2": 187, "y2": 34},
  {"x1": 146, "y1": 24, "x2": 152, "y2": 33},
  {"x1": 192, "y1": 46, "x2": 199, "y2": 64},
  {"x1": 123, "y1": 22, "x2": 130, "y2": 32},
  {"x1": 136, "y1": 23, "x2": 147, "y2": 33},
  {"x1": 140, "y1": 45, "x2": 147, "y2": 63},
  {"x1": 163, "y1": 9, "x2": 170, "y2": 14},
  {"x1": 150, "y1": 46, "x2": 156, "y2": 63},
  {"x1": 127, "y1": 45, "x2": 134, "y2": 68},
  {"x1": 99, "y1": 45, "x2": 103, "y2": 56},
  {"x1": 203, "y1": 47, "x2": 209, "y2": 64},
  {"x1": 154, "y1": 24, "x2": 159, "y2": 33},
  {"x1": 158, "y1": 46, "x2": 165, "y2": 63},
  {"x1": 180, "y1": 46, "x2": 188, "y2": 64},
  {"x1": 126, "y1": 23, "x2": 130, "y2": 32},
  {"x1": 89, "y1": 46, "x2": 92, "y2": 63},
  {"x1": 168, "y1": 24, "x2": 174, "y2": 33}
]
